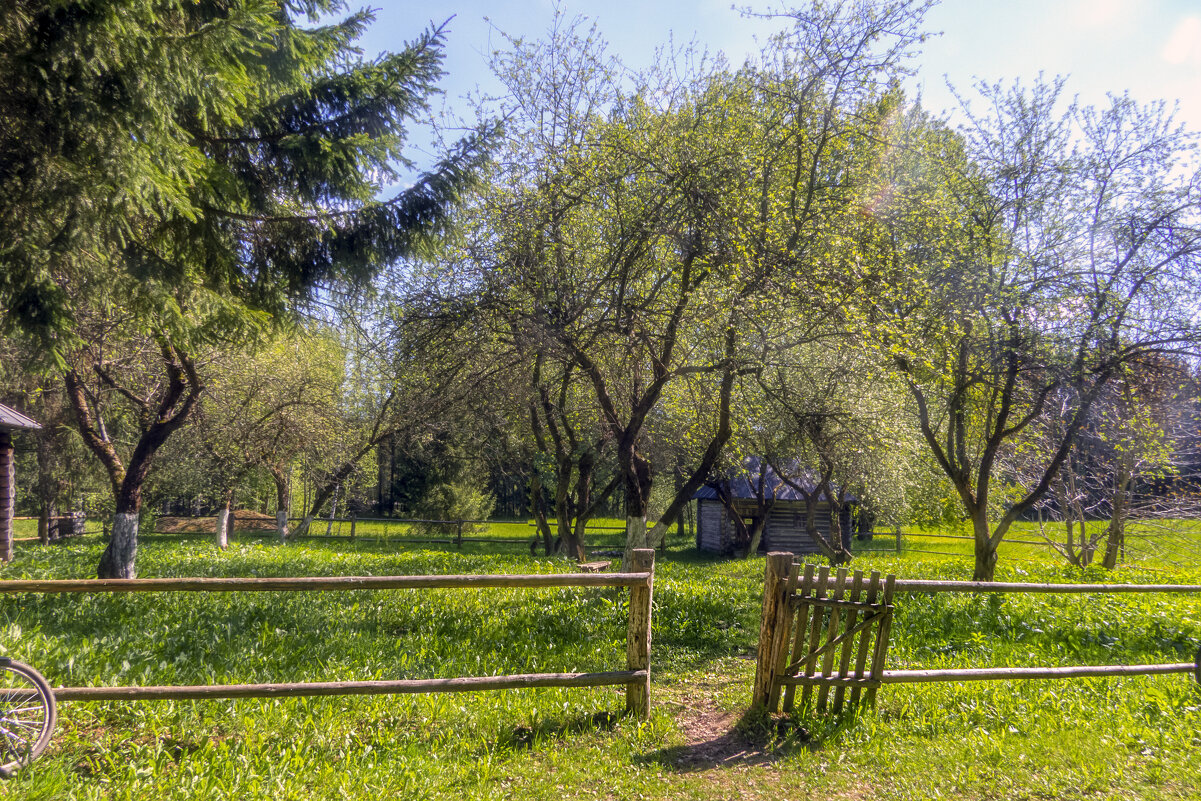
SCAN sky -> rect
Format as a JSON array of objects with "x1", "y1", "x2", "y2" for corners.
[{"x1": 351, "y1": 0, "x2": 1201, "y2": 163}]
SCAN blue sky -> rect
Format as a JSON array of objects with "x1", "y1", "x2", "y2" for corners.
[{"x1": 353, "y1": 1, "x2": 1201, "y2": 161}]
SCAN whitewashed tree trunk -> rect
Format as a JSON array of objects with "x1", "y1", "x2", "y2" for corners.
[
  {"x1": 216, "y1": 507, "x2": 230, "y2": 550},
  {"x1": 622, "y1": 515, "x2": 648, "y2": 570},
  {"x1": 99, "y1": 513, "x2": 138, "y2": 579},
  {"x1": 276, "y1": 510, "x2": 290, "y2": 542}
]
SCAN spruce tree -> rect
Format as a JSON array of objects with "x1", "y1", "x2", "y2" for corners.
[{"x1": 0, "y1": 0, "x2": 489, "y2": 577}]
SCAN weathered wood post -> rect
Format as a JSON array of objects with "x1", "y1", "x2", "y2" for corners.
[
  {"x1": 895, "y1": 527, "x2": 902, "y2": 554},
  {"x1": 0, "y1": 406, "x2": 43, "y2": 563},
  {"x1": 625, "y1": 548, "x2": 654, "y2": 718},
  {"x1": 0, "y1": 430, "x2": 13, "y2": 563},
  {"x1": 349, "y1": 514, "x2": 357, "y2": 541},
  {"x1": 752, "y1": 552, "x2": 794, "y2": 711},
  {"x1": 456, "y1": 520, "x2": 464, "y2": 549}
]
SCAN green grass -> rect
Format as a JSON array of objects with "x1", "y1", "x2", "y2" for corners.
[{"x1": 0, "y1": 528, "x2": 1198, "y2": 800}]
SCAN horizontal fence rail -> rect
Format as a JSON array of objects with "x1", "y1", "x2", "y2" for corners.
[
  {"x1": 891, "y1": 580, "x2": 1201, "y2": 594},
  {"x1": 5, "y1": 550, "x2": 657, "y2": 719},
  {"x1": 0, "y1": 572, "x2": 650, "y2": 594},
  {"x1": 53, "y1": 671, "x2": 648, "y2": 702}
]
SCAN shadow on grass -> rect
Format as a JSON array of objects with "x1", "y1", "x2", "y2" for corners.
[
  {"x1": 641, "y1": 705, "x2": 819, "y2": 772},
  {"x1": 496, "y1": 709, "x2": 622, "y2": 752}
]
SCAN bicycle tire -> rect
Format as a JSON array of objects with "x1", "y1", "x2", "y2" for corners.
[{"x1": 0, "y1": 658, "x2": 57, "y2": 777}]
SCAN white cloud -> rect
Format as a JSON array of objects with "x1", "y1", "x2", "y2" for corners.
[{"x1": 1162, "y1": 16, "x2": 1201, "y2": 66}]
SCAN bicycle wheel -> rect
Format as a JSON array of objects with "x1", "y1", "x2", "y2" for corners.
[{"x1": 0, "y1": 658, "x2": 56, "y2": 777}]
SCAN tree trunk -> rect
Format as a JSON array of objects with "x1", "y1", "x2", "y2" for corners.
[
  {"x1": 38, "y1": 503, "x2": 50, "y2": 546},
  {"x1": 745, "y1": 517, "x2": 766, "y2": 558},
  {"x1": 971, "y1": 511, "x2": 998, "y2": 581},
  {"x1": 215, "y1": 487, "x2": 233, "y2": 550},
  {"x1": 35, "y1": 432, "x2": 56, "y2": 546},
  {"x1": 98, "y1": 512, "x2": 139, "y2": 579},
  {"x1": 1102, "y1": 465, "x2": 1131, "y2": 570},
  {"x1": 272, "y1": 466, "x2": 291, "y2": 542},
  {"x1": 621, "y1": 449, "x2": 653, "y2": 569},
  {"x1": 529, "y1": 471, "x2": 555, "y2": 556}
]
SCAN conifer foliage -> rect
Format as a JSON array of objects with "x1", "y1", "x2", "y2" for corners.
[
  {"x1": 1, "y1": 0, "x2": 486, "y2": 352},
  {"x1": 0, "y1": 0, "x2": 488, "y2": 577}
]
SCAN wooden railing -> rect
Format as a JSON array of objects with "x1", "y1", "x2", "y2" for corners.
[
  {"x1": 0, "y1": 549, "x2": 656, "y2": 718},
  {"x1": 753, "y1": 553, "x2": 1200, "y2": 716}
]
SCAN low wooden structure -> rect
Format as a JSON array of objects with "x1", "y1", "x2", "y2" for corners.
[
  {"x1": 0, "y1": 404, "x2": 41, "y2": 562},
  {"x1": 0, "y1": 549, "x2": 657, "y2": 718},
  {"x1": 753, "y1": 554, "x2": 1200, "y2": 716},
  {"x1": 694, "y1": 458, "x2": 858, "y2": 555}
]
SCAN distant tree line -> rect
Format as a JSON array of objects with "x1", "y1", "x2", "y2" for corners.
[{"x1": 2, "y1": 0, "x2": 1199, "y2": 580}]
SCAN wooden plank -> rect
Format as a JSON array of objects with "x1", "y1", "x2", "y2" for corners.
[
  {"x1": 892, "y1": 580, "x2": 1201, "y2": 594},
  {"x1": 0, "y1": 573, "x2": 653, "y2": 594},
  {"x1": 780, "y1": 563, "x2": 816, "y2": 713},
  {"x1": 849, "y1": 570, "x2": 881, "y2": 708},
  {"x1": 54, "y1": 670, "x2": 648, "y2": 701},
  {"x1": 624, "y1": 549, "x2": 655, "y2": 718},
  {"x1": 833, "y1": 569, "x2": 864, "y2": 713},
  {"x1": 799, "y1": 565, "x2": 830, "y2": 713},
  {"x1": 752, "y1": 553, "x2": 792, "y2": 710},
  {"x1": 782, "y1": 675, "x2": 881, "y2": 688},
  {"x1": 817, "y1": 567, "x2": 848, "y2": 713},
  {"x1": 865, "y1": 574, "x2": 896, "y2": 707},
  {"x1": 783, "y1": 596, "x2": 883, "y2": 613},
  {"x1": 767, "y1": 557, "x2": 801, "y2": 712},
  {"x1": 878, "y1": 663, "x2": 1196, "y2": 683}
]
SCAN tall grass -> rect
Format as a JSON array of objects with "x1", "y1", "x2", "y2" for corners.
[{"x1": 0, "y1": 530, "x2": 1197, "y2": 800}]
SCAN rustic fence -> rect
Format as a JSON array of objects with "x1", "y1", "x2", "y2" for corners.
[
  {"x1": 853, "y1": 524, "x2": 1201, "y2": 572},
  {"x1": 753, "y1": 553, "x2": 1201, "y2": 716},
  {"x1": 0, "y1": 549, "x2": 656, "y2": 718}
]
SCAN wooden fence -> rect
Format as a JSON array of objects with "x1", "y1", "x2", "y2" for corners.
[
  {"x1": 0, "y1": 549, "x2": 656, "y2": 718},
  {"x1": 753, "y1": 553, "x2": 1201, "y2": 716}
]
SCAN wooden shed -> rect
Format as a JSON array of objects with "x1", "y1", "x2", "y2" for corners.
[
  {"x1": 693, "y1": 457, "x2": 856, "y2": 557},
  {"x1": 0, "y1": 403, "x2": 42, "y2": 563}
]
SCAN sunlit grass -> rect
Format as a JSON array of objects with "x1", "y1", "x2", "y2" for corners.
[{"x1": 0, "y1": 527, "x2": 1197, "y2": 800}]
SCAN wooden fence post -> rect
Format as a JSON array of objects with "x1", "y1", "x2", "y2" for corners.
[
  {"x1": 350, "y1": 515, "x2": 357, "y2": 540},
  {"x1": 456, "y1": 521, "x2": 464, "y2": 549},
  {"x1": 895, "y1": 527, "x2": 902, "y2": 554},
  {"x1": 625, "y1": 548, "x2": 654, "y2": 718},
  {"x1": 752, "y1": 552, "x2": 793, "y2": 712}
]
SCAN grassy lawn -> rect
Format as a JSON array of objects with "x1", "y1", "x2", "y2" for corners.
[{"x1": 0, "y1": 527, "x2": 1197, "y2": 800}]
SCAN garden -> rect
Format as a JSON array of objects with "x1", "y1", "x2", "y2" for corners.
[{"x1": 0, "y1": 520, "x2": 1197, "y2": 800}]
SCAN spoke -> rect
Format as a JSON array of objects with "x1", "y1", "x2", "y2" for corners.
[
  {"x1": 0, "y1": 717, "x2": 44, "y2": 732},
  {"x1": 0, "y1": 726, "x2": 31, "y2": 746},
  {"x1": 0, "y1": 731, "x2": 30, "y2": 765}
]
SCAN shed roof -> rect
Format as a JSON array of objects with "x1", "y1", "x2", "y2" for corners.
[
  {"x1": 693, "y1": 455, "x2": 856, "y2": 503},
  {"x1": 0, "y1": 403, "x2": 41, "y2": 432}
]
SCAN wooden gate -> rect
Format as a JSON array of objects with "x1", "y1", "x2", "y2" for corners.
[{"x1": 753, "y1": 553, "x2": 895, "y2": 716}]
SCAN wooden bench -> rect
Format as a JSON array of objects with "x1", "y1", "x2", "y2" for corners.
[{"x1": 577, "y1": 561, "x2": 612, "y2": 573}]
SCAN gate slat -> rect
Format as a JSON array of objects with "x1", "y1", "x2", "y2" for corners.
[
  {"x1": 817, "y1": 567, "x2": 848, "y2": 713},
  {"x1": 865, "y1": 574, "x2": 896, "y2": 707},
  {"x1": 799, "y1": 565, "x2": 830, "y2": 712},
  {"x1": 833, "y1": 569, "x2": 864, "y2": 713},
  {"x1": 850, "y1": 570, "x2": 882, "y2": 708},
  {"x1": 781, "y1": 563, "x2": 816, "y2": 713}
]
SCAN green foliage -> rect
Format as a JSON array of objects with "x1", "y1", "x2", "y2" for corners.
[{"x1": 413, "y1": 479, "x2": 496, "y2": 533}]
